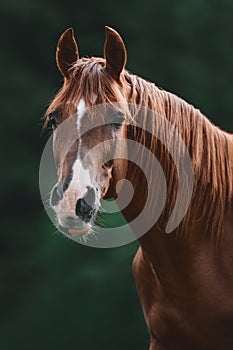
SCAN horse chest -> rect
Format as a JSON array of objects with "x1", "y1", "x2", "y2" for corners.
[{"x1": 133, "y1": 245, "x2": 233, "y2": 349}]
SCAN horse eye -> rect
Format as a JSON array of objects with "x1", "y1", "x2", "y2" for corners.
[
  {"x1": 102, "y1": 160, "x2": 114, "y2": 169},
  {"x1": 112, "y1": 112, "x2": 125, "y2": 128},
  {"x1": 48, "y1": 111, "x2": 58, "y2": 129}
]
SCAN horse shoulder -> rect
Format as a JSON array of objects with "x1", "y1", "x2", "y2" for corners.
[{"x1": 132, "y1": 247, "x2": 164, "y2": 339}]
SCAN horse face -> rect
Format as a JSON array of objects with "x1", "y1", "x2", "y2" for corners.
[{"x1": 49, "y1": 99, "x2": 128, "y2": 235}]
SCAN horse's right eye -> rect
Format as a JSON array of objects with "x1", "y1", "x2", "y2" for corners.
[
  {"x1": 48, "y1": 111, "x2": 58, "y2": 129},
  {"x1": 102, "y1": 160, "x2": 114, "y2": 169}
]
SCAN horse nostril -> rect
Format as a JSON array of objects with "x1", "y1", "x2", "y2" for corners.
[
  {"x1": 76, "y1": 188, "x2": 95, "y2": 222},
  {"x1": 50, "y1": 185, "x2": 63, "y2": 207},
  {"x1": 76, "y1": 198, "x2": 92, "y2": 220}
]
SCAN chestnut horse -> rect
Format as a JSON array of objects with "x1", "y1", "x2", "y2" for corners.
[{"x1": 45, "y1": 27, "x2": 233, "y2": 349}]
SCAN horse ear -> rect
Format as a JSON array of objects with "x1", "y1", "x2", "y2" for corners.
[
  {"x1": 56, "y1": 28, "x2": 79, "y2": 79},
  {"x1": 104, "y1": 26, "x2": 127, "y2": 81}
]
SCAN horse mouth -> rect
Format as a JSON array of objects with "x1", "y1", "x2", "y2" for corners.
[
  {"x1": 58, "y1": 223, "x2": 91, "y2": 236},
  {"x1": 68, "y1": 226, "x2": 90, "y2": 235}
]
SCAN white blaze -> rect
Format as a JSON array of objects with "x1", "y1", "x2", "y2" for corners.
[
  {"x1": 73, "y1": 98, "x2": 92, "y2": 195},
  {"x1": 76, "y1": 98, "x2": 86, "y2": 128},
  {"x1": 72, "y1": 159, "x2": 92, "y2": 195},
  {"x1": 76, "y1": 98, "x2": 86, "y2": 161}
]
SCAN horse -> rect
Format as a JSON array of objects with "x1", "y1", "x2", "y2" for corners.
[{"x1": 44, "y1": 27, "x2": 233, "y2": 349}]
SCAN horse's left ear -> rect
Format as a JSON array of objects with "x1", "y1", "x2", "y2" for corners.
[
  {"x1": 56, "y1": 28, "x2": 79, "y2": 79},
  {"x1": 104, "y1": 26, "x2": 127, "y2": 81}
]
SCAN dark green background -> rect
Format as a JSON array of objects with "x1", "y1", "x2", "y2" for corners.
[{"x1": 1, "y1": 1, "x2": 233, "y2": 349}]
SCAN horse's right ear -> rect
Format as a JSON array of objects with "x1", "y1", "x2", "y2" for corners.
[{"x1": 56, "y1": 28, "x2": 79, "y2": 79}]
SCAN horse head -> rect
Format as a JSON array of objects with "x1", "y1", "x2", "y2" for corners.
[{"x1": 45, "y1": 27, "x2": 131, "y2": 236}]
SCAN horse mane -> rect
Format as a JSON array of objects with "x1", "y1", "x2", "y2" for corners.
[
  {"x1": 45, "y1": 57, "x2": 233, "y2": 242},
  {"x1": 128, "y1": 75, "x2": 233, "y2": 242}
]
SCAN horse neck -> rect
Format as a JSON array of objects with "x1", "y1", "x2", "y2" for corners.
[
  {"x1": 126, "y1": 81, "x2": 233, "y2": 229},
  {"x1": 123, "y1": 103, "x2": 233, "y2": 287}
]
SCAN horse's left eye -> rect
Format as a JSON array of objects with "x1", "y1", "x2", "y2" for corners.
[
  {"x1": 112, "y1": 112, "x2": 124, "y2": 128},
  {"x1": 48, "y1": 111, "x2": 58, "y2": 129}
]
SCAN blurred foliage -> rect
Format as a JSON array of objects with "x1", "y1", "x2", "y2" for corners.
[{"x1": 0, "y1": 0, "x2": 233, "y2": 349}]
